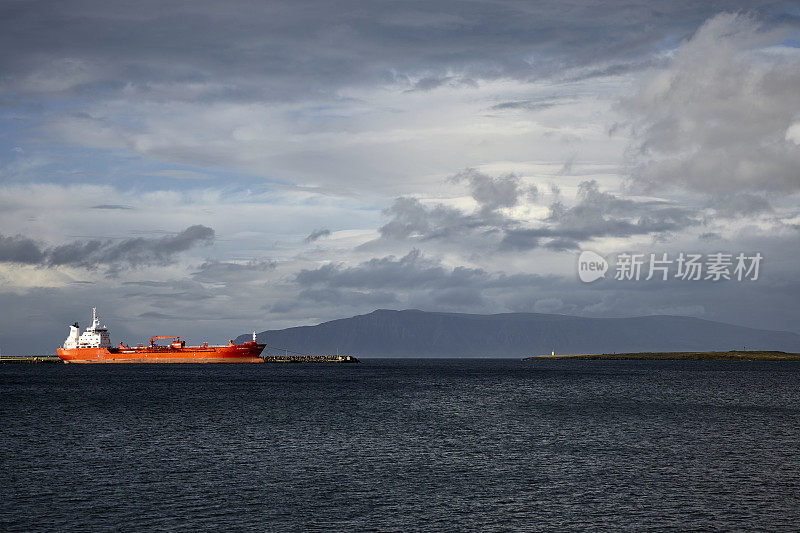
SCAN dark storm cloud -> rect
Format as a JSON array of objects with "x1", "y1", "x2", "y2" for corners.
[
  {"x1": 379, "y1": 197, "x2": 485, "y2": 240},
  {"x1": 49, "y1": 225, "x2": 214, "y2": 268},
  {"x1": 1, "y1": 1, "x2": 794, "y2": 104},
  {"x1": 298, "y1": 249, "x2": 484, "y2": 289},
  {"x1": 378, "y1": 169, "x2": 521, "y2": 240},
  {"x1": 296, "y1": 248, "x2": 548, "y2": 291},
  {"x1": 452, "y1": 168, "x2": 521, "y2": 212},
  {"x1": 0, "y1": 234, "x2": 46, "y2": 264},
  {"x1": 304, "y1": 228, "x2": 331, "y2": 243},
  {"x1": 513, "y1": 180, "x2": 700, "y2": 248},
  {"x1": 0, "y1": 225, "x2": 214, "y2": 269},
  {"x1": 379, "y1": 172, "x2": 698, "y2": 251}
]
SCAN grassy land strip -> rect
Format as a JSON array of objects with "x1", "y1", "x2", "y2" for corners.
[{"x1": 525, "y1": 351, "x2": 800, "y2": 361}]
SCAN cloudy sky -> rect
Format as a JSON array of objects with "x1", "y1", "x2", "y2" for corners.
[{"x1": 1, "y1": 0, "x2": 799, "y2": 353}]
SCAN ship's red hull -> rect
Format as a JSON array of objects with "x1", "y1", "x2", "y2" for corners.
[{"x1": 57, "y1": 342, "x2": 266, "y2": 364}]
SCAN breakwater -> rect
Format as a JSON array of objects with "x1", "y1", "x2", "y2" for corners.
[
  {"x1": 525, "y1": 350, "x2": 800, "y2": 361},
  {"x1": 262, "y1": 354, "x2": 360, "y2": 363},
  {"x1": 0, "y1": 355, "x2": 63, "y2": 364}
]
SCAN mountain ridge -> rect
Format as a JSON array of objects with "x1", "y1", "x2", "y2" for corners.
[{"x1": 236, "y1": 309, "x2": 800, "y2": 357}]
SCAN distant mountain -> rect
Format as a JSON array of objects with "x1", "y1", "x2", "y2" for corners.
[{"x1": 236, "y1": 309, "x2": 800, "y2": 358}]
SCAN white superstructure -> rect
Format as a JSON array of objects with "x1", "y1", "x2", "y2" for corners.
[{"x1": 63, "y1": 308, "x2": 112, "y2": 349}]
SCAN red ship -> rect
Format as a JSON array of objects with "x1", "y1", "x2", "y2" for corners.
[{"x1": 57, "y1": 308, "x2": 265, "y2": 363}]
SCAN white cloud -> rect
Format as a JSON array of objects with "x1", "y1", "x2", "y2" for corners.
[
  {"x1": 787, "y1": 123, "x2": 800, "y2": 145},
  {"x1": 624, "y1": 13, "x2": 800, "y2": 196}
]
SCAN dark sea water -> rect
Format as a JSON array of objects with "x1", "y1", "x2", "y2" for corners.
[{"x1": 1, "y1": 359, "x2": 799, "y2": 531}]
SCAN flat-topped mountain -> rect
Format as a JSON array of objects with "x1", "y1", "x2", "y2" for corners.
[{"x1": 236, "y1": 309, "x2": 800, "y2": 358}]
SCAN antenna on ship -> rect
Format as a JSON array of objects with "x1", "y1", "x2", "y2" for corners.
[{"x1": 253, "y1": 331, "x2": 257, "y2": 342}]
